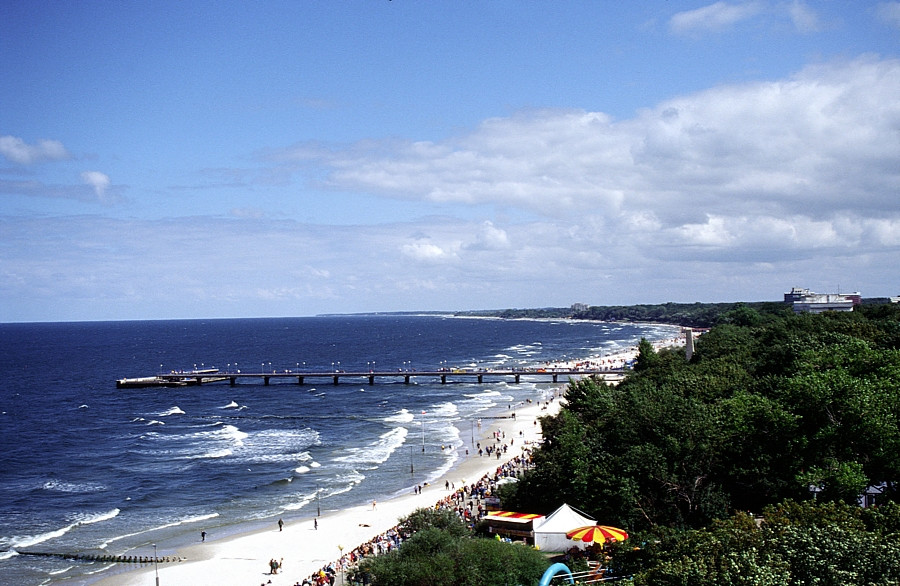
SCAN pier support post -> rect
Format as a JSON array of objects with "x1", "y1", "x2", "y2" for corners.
[
  {"x1": 441, "y1": 374, "x2": 446, "y2": 384},
  {"x1": 552, "y1": 374, "x2": 558, "y2": 383},
  {"x1": 333, "y1": 375, "x2": 340, "y2": 385},
  {"x1": 368, "y1": 375, "x2": 375, "y2": 385},
  {"x1": 297, "y1": 376, "x2": 304, "y2": 385},
  {"x1": 230, "y1": 377, "x2": 236, "y2": 386},
  {"x1": 477, "y1": 374, "x2": 483, "y2": 383},
  {"x1": 263, "y1": 376, "x2": 270, "y2": 386},
  {"x1": 404, "y1": 374, "x2": 410, "y2": 384},
  {"x1": 514, "y1": 374, "x2": 520, "y2": 384}
]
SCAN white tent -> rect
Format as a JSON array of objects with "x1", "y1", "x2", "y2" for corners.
[{"x1": 533, "y1": 503, "x2": 595, "y2": 552}]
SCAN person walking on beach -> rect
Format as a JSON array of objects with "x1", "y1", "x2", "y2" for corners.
[
  {"x1": 314, "y1": 517, "x2": 318, "y2": 530},
  {"x1": 372, "y1": 499, "x2": 377, "y2": 510},
  {"x1": 200, "y1": 530, "x2": 206, "y2": 542},
  {"x1": 278, "y1": 518, "x2": 284, "y2": 531}
]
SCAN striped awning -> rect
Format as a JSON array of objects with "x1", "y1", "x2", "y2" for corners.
[{"x1": 484, "y1": 511, "x2": 545, "y2": 524}]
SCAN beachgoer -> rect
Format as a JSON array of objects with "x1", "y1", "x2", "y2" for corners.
[
  {"x1": 200, "y1": 530, "x2": 206, "y2": 542},
  {"x1": 314, "y1": 517, "x2": 318, "y2": 530},
  {"x1": 372, "y1": 499, "x2": 377, "y2": 510},
  {"x1": 278, "y1": 518, "x2": 284, "y2": 531}
]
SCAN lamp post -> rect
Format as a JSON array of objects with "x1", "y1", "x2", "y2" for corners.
[{"x1": 153, "y1": 543, "x2": 159, "y2": 586}]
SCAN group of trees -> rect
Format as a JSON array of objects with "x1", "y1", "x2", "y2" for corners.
[
  {"x1": 357, "y1": 508, "x2": 548, "y2": 586},
  {"x1": 500, "y1": 303, "x2": 900, "y2": 582},
  {"x1": 361, "y1": 303, "x2": 900, "y2": 583}
]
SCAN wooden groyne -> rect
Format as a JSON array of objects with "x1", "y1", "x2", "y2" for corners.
[{"x1": 14, "y1": 550, "x2": 183, "y2": 564}]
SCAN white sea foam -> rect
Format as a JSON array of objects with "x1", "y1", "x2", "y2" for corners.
[
  {"x1": 221, "y1": 400, "x2": 240, "y2": 409},
  {"x1": 99, "y1": 512, "x2": 219, "y2": 548},
  {"x1": 294, "y1": 465, "x2": 310, "y2": 474},
  {"x1": 42, "y1": 479, "x2": 107, "y2": 493},
  {"x1": 333, "y1": 427, "x2": 407, "y2": 467},
  {"x1": 325, "y1": 470, "x2": 366, "y2": 498},
  {"x1": 383, "y1": 408, "x2": 414, "y2": 423},
  {"x1": 159, "y1": 406, "x2": 185, "y2": 416},
  {"x1": 146, "y1": 420, "x2": 165, "y2": 426},
  {"x1": 428, "y1": 402, "x2": 459, "y2": 418},
  {"x1": 10, "y1": 509, "x2": 120, "y2": 550}
]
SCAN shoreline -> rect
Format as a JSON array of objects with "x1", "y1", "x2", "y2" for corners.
[
  {"x1": 92, "y1": 394, "x2": 563, "y2": 586},
  {"x1": 89, "y1": 332, "x2": 687, "y2": 585}
]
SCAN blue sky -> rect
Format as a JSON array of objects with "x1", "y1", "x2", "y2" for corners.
[{"x1": 2, "y1": 1, "x2": 899, "y2": 322}]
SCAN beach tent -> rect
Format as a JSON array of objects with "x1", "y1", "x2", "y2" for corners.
[{"x1": 533, "y1": 504, "x2": 595, "y2": 552}]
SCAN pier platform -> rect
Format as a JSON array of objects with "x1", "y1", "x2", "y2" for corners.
[{"x1": 116, "y1": 367, "x2": 626, "y2": 388}]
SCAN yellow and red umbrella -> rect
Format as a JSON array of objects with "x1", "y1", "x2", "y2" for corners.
[{"x1": 565, "y1": 525, "x2": 629, "y2": 545}]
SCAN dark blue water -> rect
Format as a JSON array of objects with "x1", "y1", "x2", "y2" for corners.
[{"x1": 0, "y1": 315, "x2": 676, "y2": 584}]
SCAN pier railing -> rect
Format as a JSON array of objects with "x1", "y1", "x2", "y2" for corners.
[{"x1": 116, "y1": 368, "x2": 627, "y2": 388}]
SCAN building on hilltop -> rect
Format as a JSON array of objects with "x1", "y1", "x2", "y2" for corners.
[{"x1": 785, "y1": 287, "x2": 861, "y2": 313}]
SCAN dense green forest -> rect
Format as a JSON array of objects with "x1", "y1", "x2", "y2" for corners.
[
  {"x1": 499, "y1": 302, "x2": 900, "y2": 583},
  {"x1": 465, "y1": 298, "x2": 891, "y2": 328}
]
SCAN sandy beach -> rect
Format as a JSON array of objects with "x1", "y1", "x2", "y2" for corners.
[
  {"x1": 92, "y1": 334, "x2": 687, "y2": 586},
  {"x1": 93, "y1": 394, "x2": 563, "y2": 586}
]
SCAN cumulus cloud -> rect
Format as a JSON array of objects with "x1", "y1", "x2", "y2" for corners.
[
  {"x1": 466, "y1": 221, "x2": 510, "y2": 251},
  {"x1": 80, "y1": 171, "x2": 112, "y2": 202},
  {"x1": 400, "y1": 240, "x2": 459, "y2": 263},
  {"x1": 669, "y1": 1, "x2": 762, "y2": 35},
  {"x1": 265, "y1": 56, "x2": 900, "y2": 278},
  {"x1": 0, "y1": 135, "x2": 70, "y2": 164}
]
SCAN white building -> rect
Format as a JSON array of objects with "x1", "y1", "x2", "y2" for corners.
[{"x1": 785, "y1": 287, "x2": 860, "y2": 313}]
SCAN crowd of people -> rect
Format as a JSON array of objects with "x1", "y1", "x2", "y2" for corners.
[{"x1": 281, "y1": 445, "x2": 539, "y2": 586}]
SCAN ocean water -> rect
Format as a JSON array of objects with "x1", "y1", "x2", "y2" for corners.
[{"x1": 0, "y1": 315, "x2": 677, "y2": 584}]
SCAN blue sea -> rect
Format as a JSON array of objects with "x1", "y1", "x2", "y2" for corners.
[{"x1": 0, "y1": 315, "x2": 677, "y2": 584}]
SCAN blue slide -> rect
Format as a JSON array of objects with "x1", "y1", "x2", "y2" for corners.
[{"x1": 538, "y1": 562, "x2": 575, "y2": 586}]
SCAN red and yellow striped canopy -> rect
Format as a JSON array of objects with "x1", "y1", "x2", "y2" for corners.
[{"x1": 565, "y1": 525, "x2": 629, "y2": 544}]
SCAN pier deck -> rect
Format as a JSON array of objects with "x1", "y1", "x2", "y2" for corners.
[{"x1": 116, "y1": 368, "x2": 626, "y2": 388}]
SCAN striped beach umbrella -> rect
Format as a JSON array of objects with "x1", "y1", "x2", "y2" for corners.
[{"x1": 565, "y1": 525, "x2": 629, "y2": 544}]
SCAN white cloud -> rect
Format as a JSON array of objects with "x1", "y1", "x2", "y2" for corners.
[
  {"x1": 282, "y1": 57, "x2": 900, "y2": 240},
  {"x1": 788, "y1": 0, "x2": 821, "y2": 33},
  {"x1": 0, "y1": 135, "x2": 70, "y2": 164},
  {"x1": 669, "y1": 1, "x2": 762, "y2": 35},
  {"x1": 876, "y1": 2, "x2": 900, "y2": 29},
  {"x1": 400, "y1": 241, "x2": 459, "y2": 263},
  {"x1": 466, "y1": 221, "x2": 510, "y2": 251},
  {"x1": 80, "y1": 171, "x2": 112, "y2": 202}
]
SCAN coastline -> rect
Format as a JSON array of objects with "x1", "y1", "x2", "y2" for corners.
[
  {"x1": 89, "y1": 332, "x2": 687, "y2": 586},
  {"x1": 92, "y1": 396, "x2": 563, "y2": 586}
]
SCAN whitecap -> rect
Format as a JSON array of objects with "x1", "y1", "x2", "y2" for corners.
[
  {"x1": 221, "y1": 400, "x2": 240, "y2": 409},
  {"x1": 294, "y1": 465, "x2": 310, "y2": 474},
  {"x1": 159, "y1": 406, "x2": 185, "y2": 416},
  {"x1": 333, "y1": 427, "x2": 408, "y2": 467},
  {"x1": 383, "y1": 408, "x2": 414, "y2": 424},
  {"x1": 99, "y1": 513, "x2": 219, "y2": 548},
  {"x1": 11, "y1": 509, "x2": 120, "y2": 550},
  {"x1": 78, "y1": 404, "x2": 88, "y2": 409},
  {"x1": 42, "y1": 479, "x2": 107, "y2": 493},
  {"x1": 146, "y1": 420, "x2": 165, "y2": 426}
]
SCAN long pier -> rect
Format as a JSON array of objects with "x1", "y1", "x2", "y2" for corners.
[{"x1": 116, "y1": 368, "x2": 626, "y2": 388}]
